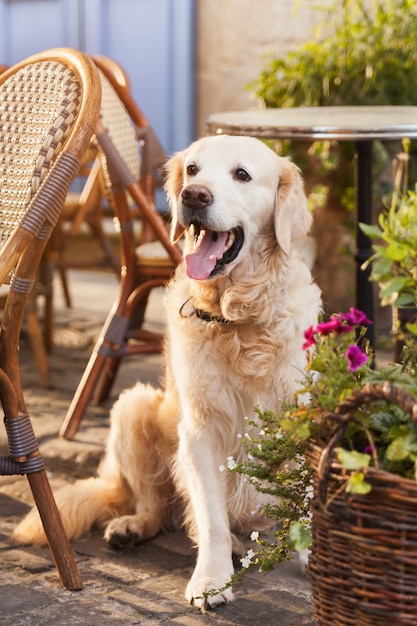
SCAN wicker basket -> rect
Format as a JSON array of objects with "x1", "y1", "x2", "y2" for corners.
[{"x1": 306, "y1": 381, "x2": 417, "y2": 626}]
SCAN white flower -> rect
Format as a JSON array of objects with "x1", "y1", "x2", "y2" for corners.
[
  {"x1": 303, "y1": 483, "x2": 314, "y2": 505},
  {"x1": 227, "y1": 456, "x2": 237, "y2": 470},
  {"x1": 219, "y1": 464, "x2": 226, "y2": 473},
  {"x1": 250, "y1": 531, "x2": 259, "y2": 542},
  {"x1": 251, "y1": 503, "x2": 262, "y2": 517},
  {"x1": 240, "y1": 548, "x2": 256, "y2": 568}
]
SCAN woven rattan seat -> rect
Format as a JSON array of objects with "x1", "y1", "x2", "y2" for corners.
[
  {"x1": 0, "y1": 48, "x2": 101, "y2": 590},
  {"x1": 60, "y1": 56, "x2": 182, "y2": 439}
]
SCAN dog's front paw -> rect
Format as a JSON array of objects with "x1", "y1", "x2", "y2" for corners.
[
  {"x1": 104, "y1": 514, "x2": 149, "y2": 548},
  {"x1": 185, "y1": 562, "x2": 235, "y2": 609}
]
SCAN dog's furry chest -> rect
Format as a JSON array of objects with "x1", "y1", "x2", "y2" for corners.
[
  {"x1": 166, "y1": 299, "x2": 298, "y2": 419},
  {"x1": 164, "y1": 261, "x2": 319, "y2": 428}
]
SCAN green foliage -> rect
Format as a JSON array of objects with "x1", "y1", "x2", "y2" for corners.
[
  {"x1": 250, "y1": 0, "x2": 417, "y2": 215},
  {"x1": 252, "y1": 0, "x2": 417, "y2": 109},
  {"x1": 222, "y1": 312, "x2": 417, "y2": 581},
  {"x1": 335, "y1": 448, "x2": 372, "y2": 493},
  {"x1": 361, "y1": 142, "x2": 417, "y2": 307},
  {"x1": 231, "y1": 405, "x2": 313, "y2": 567}
]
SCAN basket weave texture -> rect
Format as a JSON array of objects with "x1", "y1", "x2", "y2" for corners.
[
  {"x1": 306, "y1": 382, "x2": 417, "y2": 626},
  {"x1": 0, "y1": 61, "x2": 81, "y2": 246}
]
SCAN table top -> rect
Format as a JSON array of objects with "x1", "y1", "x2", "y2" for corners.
[{"x1": 206, "y1": 106, "x2": 417, "y2": 141}]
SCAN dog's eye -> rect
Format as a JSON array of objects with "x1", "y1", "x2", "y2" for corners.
[
  {"x1": 233, "y1": 168, "x2": 251, "y2": 182},
  {"x1": 186, "y1": 163, "x2": 199, "y2": 176}
]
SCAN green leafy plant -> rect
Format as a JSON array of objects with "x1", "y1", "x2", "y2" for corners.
[
  {"x1": 250, "y1": 0, "x2": 417, "y2": 220},
  {"x1": 229, "y1": 405, "x2": 314, "y2": 571},
  {"x1": 252, "y1": 0, "x2": 417, "y2": 109},
  {"x1": 361, "y1": 140, "x2": 417, "y2": 308},
  {"x1": 221, "y1": 308, "x2": 417, "y2": 579}
]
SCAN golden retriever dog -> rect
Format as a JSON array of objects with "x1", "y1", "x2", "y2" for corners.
[{"x1": 14, "y1": 135, "x2": 321, "y2": 608}]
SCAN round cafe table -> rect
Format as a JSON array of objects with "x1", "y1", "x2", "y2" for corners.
[{"x1": 206, "y1": 106, "x2": 417, "y2": 344}]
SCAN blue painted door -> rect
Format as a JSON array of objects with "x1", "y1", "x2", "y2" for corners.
[{"x1": 0, "y1": 0, "x2": 195, "y2": 154}]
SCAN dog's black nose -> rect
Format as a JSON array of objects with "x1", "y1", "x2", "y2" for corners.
[{"x1": 181, "y1": 185, "x2": 213, "y2": 210}]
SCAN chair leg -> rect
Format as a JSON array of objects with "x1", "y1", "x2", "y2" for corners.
[
  {"x1": 58, "y1": 266, "x2": 72, "y2": 308},
  {"x1": 43, "y1": 280, "x2": 54, "y2": 354},
  {"x1": 61, "y1": 280, "x2": 166, "y2": 439},
  {"x1": 27, "y1": 469, "x2": 83, "y2": 590},
  {"x1": 93, "y1": 297, "x2": 148, "y2": 404},
  {"x1": 93, "y1": 355, "x2": 122, "y2": 405},
  {"x1": 85, "y1": 216, "x2": 119, "y2": 274},
  {"x1": 25, "y1": 303, "x2": 52, "y2": 388},
  {"x1": 94, "y1": 328, "x2": 163, "y2": 405},
  {"x1": 60, "y1": 350, "x2": 108, "y2": 439},
  {"x1": 36, "y1": 248, "x2": 57, "y2": 354},
  {"x1": 2, "y1": 404, "x2": 82, "y2": 591}
]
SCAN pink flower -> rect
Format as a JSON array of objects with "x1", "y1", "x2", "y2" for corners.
[
  {"x1": 345, "y1": 344, "x2": 368, "y2": 371},
  {"x1": 364, "y1": 445, "x2": 376, "y2": 455},
  {"x1": 340, "y1": 307, "x2": 372, "y2": 326},
  {"x1": 302, "y1": 325, "x2": 316, "y2": 350},
  {"x1": 316, "y1": 317, "x2": 348, "y2": 335}
]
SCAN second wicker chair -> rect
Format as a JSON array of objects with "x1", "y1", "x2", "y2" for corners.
[{"x1": 60, "y1": 57, "x2": 182, "y2": 439}]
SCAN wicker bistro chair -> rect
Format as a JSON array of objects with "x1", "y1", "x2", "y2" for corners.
[
  {"x1": 0, "y1": 48, "x2": 101, "y2": 589},
  {"x1": 60, "y1": 57, "x2": 182, "y2": 440}
]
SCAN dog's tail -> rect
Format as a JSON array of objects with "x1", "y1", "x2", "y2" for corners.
[{"x1": 12, "y1": 472, "x2": 132, "y2": 546}]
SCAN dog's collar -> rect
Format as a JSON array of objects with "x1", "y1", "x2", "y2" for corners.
[{"x1": 179, "y1": 298, "x2": 232, "y2": 325}]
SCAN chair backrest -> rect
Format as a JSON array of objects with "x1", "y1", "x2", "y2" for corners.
[
  {"x1": 91, "y1": 56, "x2": 182, "y2": 266},
  {"x1": 0, "y1": 48, "x2": 101, "y2": 407},
  {"x1": 0, "y1": 49, "x2": 101, "y2": 280},
  {"x1": 93, "y1": 56, "x2": 166, "y2": 186},
  {"x1": 92, "y1": 55, "x2": 130, "y2": 91}
]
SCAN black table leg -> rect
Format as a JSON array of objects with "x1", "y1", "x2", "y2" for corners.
[{"x1": 354, "y1": 140, "x2": 374, "y2": 344}]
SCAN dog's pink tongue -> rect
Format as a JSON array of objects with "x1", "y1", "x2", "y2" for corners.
[{"x1": 185, "y1": 230, "x2": 228, "y2": 280}]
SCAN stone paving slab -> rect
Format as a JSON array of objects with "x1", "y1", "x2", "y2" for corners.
[{"x1": 0, "y1": 270, "x2": 318, "y2": 624}]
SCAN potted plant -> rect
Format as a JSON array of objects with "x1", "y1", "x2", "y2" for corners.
[{"x1": 223, "y1": 308, "x2": 417, "y2": 624}]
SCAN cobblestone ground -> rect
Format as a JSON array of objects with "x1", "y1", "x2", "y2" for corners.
[{"x1": 0, "y1": 271, "x2": 315, "y2": 625}]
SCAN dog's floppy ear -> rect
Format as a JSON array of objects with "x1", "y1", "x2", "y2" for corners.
[
  {"x1": 163, "y1": 150, "x2": 186, "y2": 242},
  {"x1": 274, "y1": 158, "x2": 312, "y2": 256}
]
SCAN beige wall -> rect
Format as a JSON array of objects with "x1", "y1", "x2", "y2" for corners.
[{"x1": 195, "y1": 0, "x2": 328, "y2": 137}]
